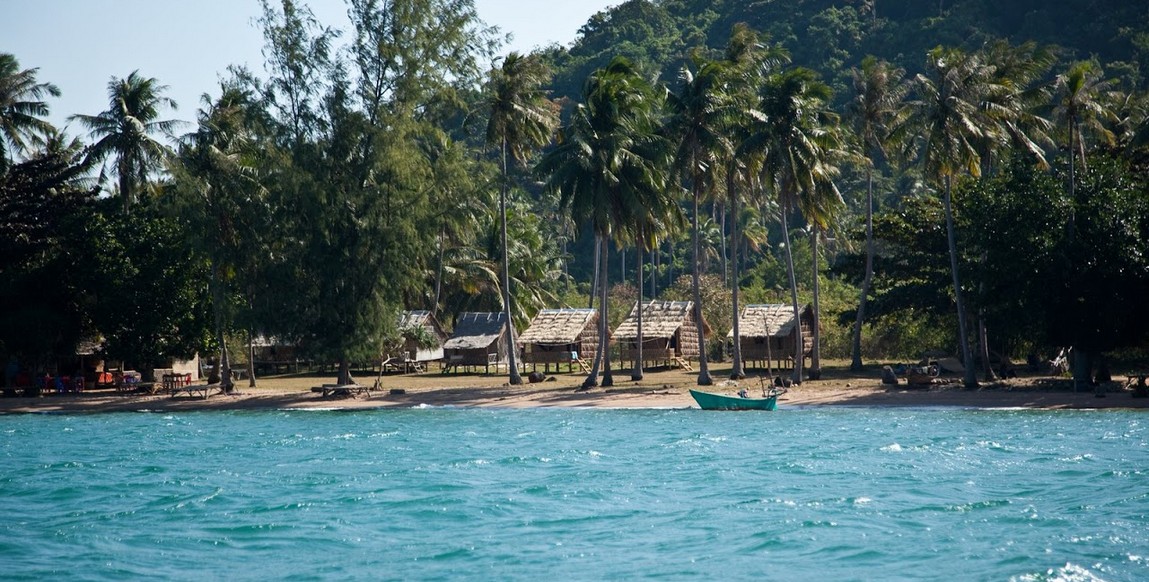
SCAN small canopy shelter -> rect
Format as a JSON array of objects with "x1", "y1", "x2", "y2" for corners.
[
  {"x1": 613, "y1": 300, "x2": 710, "y2": 368},
  {"x1": 729, "y1": 304, "x2": 814, "y2": 371},
  {"x1": 442, "y1": 312, "x2": 513, "y2": 374},
  {"x1": 517, "y1": 308, "x2": 599, "y2": 373},
  {"x1": 396, "y1": 310, "x2": 448, "y2": 363}
]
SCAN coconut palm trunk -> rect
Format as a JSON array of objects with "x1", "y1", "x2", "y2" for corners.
[
  {"x1": 943, "y1": 175, "x2": 978, "y2": 388},
  {"x1": 851, "y1": 169, "x2": 875, "y2": 371},
  {"x1": 589, "y1": 237, "x2": 601, "y2": 309},
  {"x1": 498, "y1": 139, "x2": 523, "y2": 385},
  {"x1": 729, "y1": 172, "x2": 746, "y2": 379},
  {"x1": 691, "y1": 186, "x2": 714, "y2": 385},
  {"x1": 1067, "y1": 117, "x2": 1078, "y2": 241},
  {"x1": 600, "y1": 238, "x2": 614, "y2": 388},
  {"x1": 434, "y1": 227, "x2": 446, "y2": 311},
  {"x1": 632, "y1": 228, "x2": 644, "y2": 381},
  {"x1": 810, "y1": 227, "x2": 822, "y2": 380},
  {"x1": 780, "y1": 203, "x2": 804, "y2": 384},
  {"x1": 582, "y1": 233, "x2": 608, "y2": 390},
  {"x1": 978, "y1": 312, "x2": 997, "y2": 381}
]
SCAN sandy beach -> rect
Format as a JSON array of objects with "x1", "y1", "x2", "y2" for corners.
[{"x1": 3, "y1": 363, "x2": 1148, "y2": 414}]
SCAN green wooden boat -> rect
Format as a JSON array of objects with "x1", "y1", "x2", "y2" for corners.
[{"x1": 689, "y1": 388, "x2": 782, "y2": 411}]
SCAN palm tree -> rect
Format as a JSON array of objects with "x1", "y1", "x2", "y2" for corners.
[
  {"x1": 978, "y1": 40, "x2": 1055, "y2": 175},
  {"x1": 538, "y1": 56, "x2": 672, "y2": 390},
  {"x1": 71, "y1": 71, "x2": 179, "y2": 214},
  {"x1": 1051, "y1": 60, "x2": 1117, "y2": 239},
  {"x1": 174, "y1": 87, "x2": 267, "y2": 393},
  {"x1": 485, "y1": 52, "x2": 558, "y2": 385},
  {"x1": 971, "y1": 41, "x2": 1055, "y2": 382},
  {"x1": 845, "y1": 56, "x2": 908, "y2": 371},
  {"x1": 0, "y1": 54, "x2": 60, "y2": 172},
  {"x1": 666, "y1": 57, "x2": 736, "y2": 386},
  {"x1": 894, "y1": 47, "x2": 1007, "y2": 389},
  {"x1": 722, "y1": 24, "x2": 787, "y2": 380},
  {"x1": 804, "y1": 177, "x2": 846, "y2": 380},
  {"x1": 420, "y1": 133, "x2": 487, "y2": 314},
  {"x1": 746, "y1": 67, "x2": 839, "y2": 384}
]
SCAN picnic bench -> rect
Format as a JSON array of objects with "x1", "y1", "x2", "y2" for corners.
[
  {"x1": 164, "y1": 373, "x2": 216, "y2": 399},
  {"x1": 311, "y1": 383, "x2": 369, "y2": 398}
]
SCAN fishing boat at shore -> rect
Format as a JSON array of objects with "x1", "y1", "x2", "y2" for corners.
[{"x1": 689, "y1": 381, "x2": 788, "y2": 411}]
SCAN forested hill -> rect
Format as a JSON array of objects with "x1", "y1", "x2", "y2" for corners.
[{"x1": 544, "y1": 0, "x2": 1147, "y2": 101}]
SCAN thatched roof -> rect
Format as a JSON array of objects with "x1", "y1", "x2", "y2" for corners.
[
  {"x1": 398, "y1": 310, "x2": 433, "y2": 329},
  {"x1": 729, "y1": 304, "x2": 810, "y2": 338},
  {"x1": 518, "y1": 308, "x2": 597, "y2": 345},
  {"x1": 443, "y1": 312, "x2": 508, "y2": 350},
  {"x1": 615, "y1": 300, "x2": 708, "y2": 340},
  {"x1": 398, "y1": 310, "x2": 446, "y2": 338}
]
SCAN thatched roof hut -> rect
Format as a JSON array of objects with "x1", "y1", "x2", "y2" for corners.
[
  {"x1": 613, "y1": 300, "x2": 710, "y2": 367},
  {"x1": 729, "y1": 304, "x2": 814, "y2": 370},
  {"x1": 443, "y1": 312, "x2": 513, "y2": 373},
  {"x1": 518, "y1": 308, "x2": 599, "y2": 372},
  {"x1": 397, "y1": 310, "x2": 447, "y2": 362}
]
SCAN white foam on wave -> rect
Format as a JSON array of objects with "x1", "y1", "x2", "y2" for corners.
[{"x1": 881, "y1": 443, "x2": 903, "y2": 452}]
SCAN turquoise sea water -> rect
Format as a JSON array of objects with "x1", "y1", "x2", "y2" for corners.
[{"x1": 2, "y1": 406, "x2": 1146, "y2": 581}]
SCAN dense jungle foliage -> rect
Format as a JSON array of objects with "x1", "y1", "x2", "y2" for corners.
[{"x1": 3, "y1": 0, "x2": 1147, "y2": 388}]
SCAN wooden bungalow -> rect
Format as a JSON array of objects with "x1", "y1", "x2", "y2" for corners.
[
  {"x1": 251, "y1": 336, "x2": 303, "y2": 374},
  {"x1": 442, "y1": 312, "x2": 513, "y2": 374},
  {"x1": 396, "y1": 310, "x2": 448, "y2": 364},
  {"x1": 517, "y1": 308, "x2": 599, "y2": 373},
  {"x1": 613, "y1": 300, "x2": 711, "y2": 369},
  {"x1": 729, "y1": 304, "x2": 815, "y2": 371}
]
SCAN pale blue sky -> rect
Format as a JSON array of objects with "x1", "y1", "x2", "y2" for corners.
[{"x1": 2, "y1": 0, "x2": 617, "y2": 130}]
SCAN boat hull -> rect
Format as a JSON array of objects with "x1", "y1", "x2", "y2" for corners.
[{"x1": 689, "y1": 389, "x2": 778, "y2": 411}]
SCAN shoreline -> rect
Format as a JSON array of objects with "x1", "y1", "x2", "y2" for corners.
[{"x1": 3, "y1": 367, "x2": 1148, "y2": 414}]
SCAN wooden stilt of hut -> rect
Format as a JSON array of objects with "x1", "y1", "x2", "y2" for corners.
[
  {"x1": 614, "y1": 300, "x2": 710, "y2": 370},
  {"x1": 517, "y1": 308, "x2": 599, "y2": 373},
  {"x1": 730, "y1": 304, "x2": 815, "y2": 371},
  {"x1": 442, "y1": 312, "x2": 513, "y2": 374}
]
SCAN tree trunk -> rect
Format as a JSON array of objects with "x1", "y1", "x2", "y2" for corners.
[
  {"x1": 810, "y1": 227, "x2": 822, "y2": 380},
  {"x1": 498, "y1": 139, "x2": 523, "y2": 385},
  {"x1": 632, "y1": 230, "x2": 644, "y2": 381},
  {"x1": 338, "y1": 358, "x2": 352, "y2": 387},
  {"x1": 691, "y1": 186, "x2": 713, "y2": 386},
  {"x1": 620, "y1": 248, "x2": 625, "y2": 286},
  {"x1": 978, "y1": 311, "x2": 997, "y2": 382},
  {"x1": 1067, "y1": 118, "x2": 1077, "y2": 241},
  {"x1": 582, "y1": 233, "x2": 607, "y2": 390},
  {"x1": 851, "y1": 169, "x2": 875, "y2": 371},
  {"x1": 210, "y1": 263, "x2": 234, "y2": 393},
  {"x1": 590, "y1": 236, "x2": 601, "y2": 309},
  {"x1": 600, "y1": 239, "x2": 614, "y2": 388},
  {"x1": 781, "y1": 206, "x2": 804, "y2": 384},
  {"x1": 433, "y1": 227, "x2": 445, "y2": 312},
  {"x1": 720, "y1": 201, "x2": 728, "y2": 286},
  {"x1": 246, "y1": 328, "x2": 256, "y2": 388},
  {"x1": 729, "y1": 172, "x2": 745, "y2": 380},
  {"x1": 1071, "y1": 348, "x2": 1092, "y2": 393},
  {"x1": 943, "y1": 175, "x2": 978, "y2": 389},
  {"x1": 652, "y1": 245, "x2": 659, "y2": 298}
]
